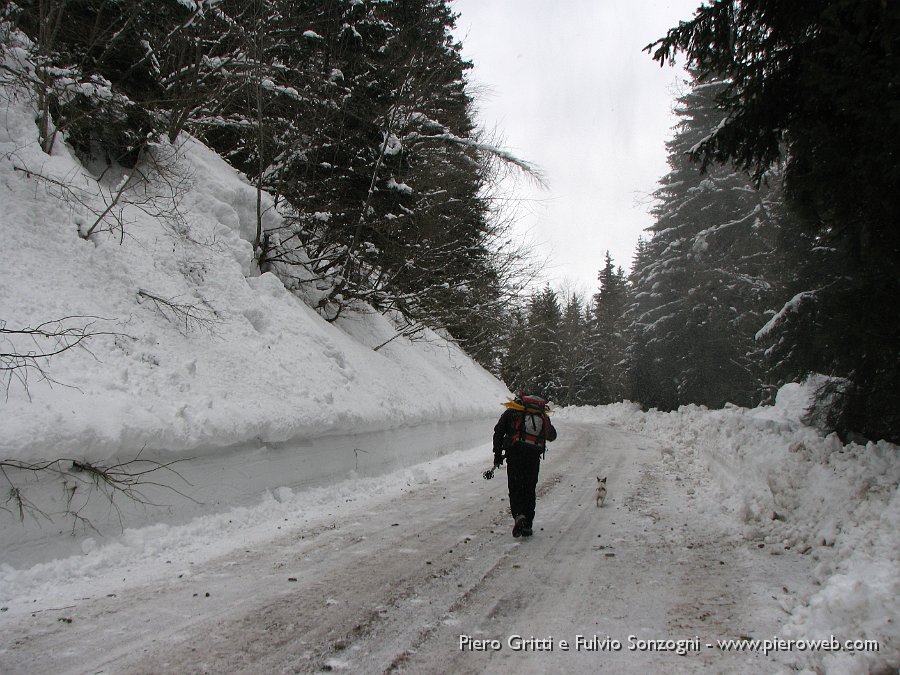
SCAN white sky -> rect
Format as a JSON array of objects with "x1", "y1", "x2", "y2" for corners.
[{"x1": 451, "y1": 0, "x2": 701, "y2": 295}]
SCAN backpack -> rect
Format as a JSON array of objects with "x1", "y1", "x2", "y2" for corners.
[{"x1": 509, "y1": 395, "x2": 550, "y2": 450}]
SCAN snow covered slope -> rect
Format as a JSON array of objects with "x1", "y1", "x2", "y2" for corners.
[{"x1": 0, "y1": 83, "x2": 508, "y2": 463}]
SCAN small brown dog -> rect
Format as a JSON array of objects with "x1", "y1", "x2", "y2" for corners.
[{"x1": 595, "y1": 476, "x2": 607, "y2": 507}]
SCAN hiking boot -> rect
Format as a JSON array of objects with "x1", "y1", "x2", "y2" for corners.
[
  {"x1": 512, "y1": 515, "x2": 527, "y2": 538},
  {"x1": 522, "y1": 522, "x2": 533, "y2": 537}
]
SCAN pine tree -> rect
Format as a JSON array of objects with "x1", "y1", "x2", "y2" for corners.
[
  {"x1": 215, "y1": 0, "x2": 517, "y2": 364},
  {"x1": 625, "y1": 73, "x2": 783, "y2": 410},
  {"x1": 498, "y1": 307, "x2": 530, "y2": 395},
  {"x1": 591, "y1": 251, "x2": 628, "y2": 404},
  {"x1": 557, "y1": 291, "x2": 594, "y2": 406},
  {"x1": 6, "y1": 0, "x2": 231, "y2": 163},
  {"x1": 648, "y1": 0, "x2": 900, "y2": 441},
  {"x1": 516, "y1": 286, "x2": 562, "y2": 401}
]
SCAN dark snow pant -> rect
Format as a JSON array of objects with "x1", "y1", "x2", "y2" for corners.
[{"x1": 506, "y1": 443, "x2": 542, "y2": 525}]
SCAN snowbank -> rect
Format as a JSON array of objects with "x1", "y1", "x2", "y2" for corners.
[
  {"x1": 557, "y1": 380, "x2": 900, "y2": 673},
  {"x1": 0, "y1": 438, "x2": 492, "y2": 616},
  {"x1": 0, "y1": 81, "x2": 508, "y2": 463}
]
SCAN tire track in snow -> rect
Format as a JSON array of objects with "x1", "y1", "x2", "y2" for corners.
[
  {"x1": 391, "y1": 424, "x2": 809, "y2": 674},
  {"x1": 0, "y1": 421, "x2": 812, "y2": 674}
]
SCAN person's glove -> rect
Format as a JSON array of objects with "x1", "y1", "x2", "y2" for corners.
[{"x1": 493, "y1": 451, "x2": 504, "y2": 467}]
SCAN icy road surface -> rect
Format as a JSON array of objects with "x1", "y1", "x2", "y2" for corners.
[{"x1": 1, "y1": 422, "x2": 811, "y2": 674}]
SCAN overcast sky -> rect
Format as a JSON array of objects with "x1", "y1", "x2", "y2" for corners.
[{"x1": 451, "y1": 0, "x2": 701, "y2": 296}]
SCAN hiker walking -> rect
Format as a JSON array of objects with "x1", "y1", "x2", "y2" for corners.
[{"x1": 491, "y1": 393, "x2": 557, "y2": 537}]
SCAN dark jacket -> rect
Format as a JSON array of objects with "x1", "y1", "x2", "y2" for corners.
[{"x1": 492, "y1": 407, "x2": 557, "y2": 455}]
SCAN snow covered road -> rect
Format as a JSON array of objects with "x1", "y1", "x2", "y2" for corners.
[{"x1": 1, "y1": 421, "x2": 813, "y2": 674}]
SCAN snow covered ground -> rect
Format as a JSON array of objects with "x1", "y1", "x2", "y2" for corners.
[
  {"x1": 558, "y1": 382, "x2": 900, "y2": 674},
  {"x1": 2, "y1": 397, "x2": 896, "y2": 674},
  {"x1": 1, "y1": 44, "x2": 897, "y2": 675}
]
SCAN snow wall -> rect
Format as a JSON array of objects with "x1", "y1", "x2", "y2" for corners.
[{"x1": 0, "y1": 82, "x2": 509, "y2": 464}]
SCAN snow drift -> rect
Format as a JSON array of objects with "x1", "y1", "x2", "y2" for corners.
[{"x1": 558, "y1": 380, "x2": 899, "y2": 673}]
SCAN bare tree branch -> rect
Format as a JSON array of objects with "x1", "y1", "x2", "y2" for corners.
[
  {"x1": 136, "y1": 288, "x2": 220, "y2": 336},
  {"x1": 0, "y1": 315, "x2": 124, "y2": 399},
  {"x1": 0, "y1": 451, "x2": 198, "y2": 534}
]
